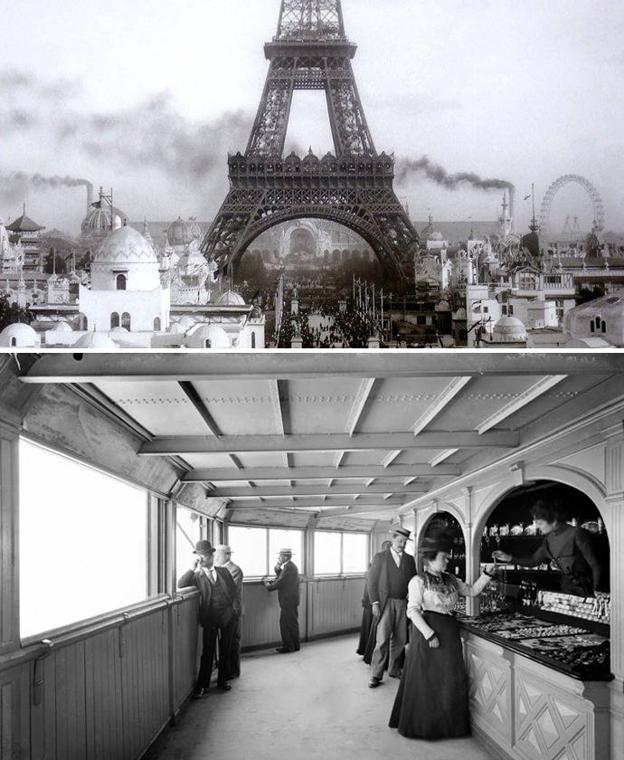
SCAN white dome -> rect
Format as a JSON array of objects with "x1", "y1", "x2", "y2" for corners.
[
  {"x1": 0, "y1": 323, "x2": 40, "y2": 347},
  {"x1": 73, "y1": 333, "x2": 118, "y2": 349},
  {"x1": 109, "y1": 326, "x2": 129, "y2": 334},
  {"x1": 217, "y1": 290, "x2": 246, "y2": 306},
  {"x1": 51, "y1": 321, "x2": 73, "y2": 333},
  {"x1": 90, "y1": 225, "x2": 160, "y2": 291},
  {"x1": 185, "y1": 323, "x2": 230, "y2": 349},
  {"x1": 492, "y1": 316, "x2": 527, "y2": 342}
]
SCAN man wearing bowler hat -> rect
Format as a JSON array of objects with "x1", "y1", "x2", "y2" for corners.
[
  {"x1": 178, "y1": 540, "x2": 240, "y2": 697},
  {"x1": 367, "y1": 527, "x2": 416, "y2": 688},
  {"x1": 214, "y1": 544, "x2": 244, "y2": 679},
  {"x1": 263, "y1": 548, "x2": 300, "y2": 653}
]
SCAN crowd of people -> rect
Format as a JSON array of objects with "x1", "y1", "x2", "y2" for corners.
[
  {"x1": 178, "y1": 526, "x2": 512, "y2": 743},
  {"x1": 178, "y1": 543, "x2": 300, "y2": 698}
]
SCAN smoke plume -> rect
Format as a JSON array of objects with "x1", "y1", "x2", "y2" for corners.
[
  {"x1": 0, "y1": 172, "x2": 93, "y2": 206},
  {"x1": 397, "y1": 155, "x2": 513, "y2": 193}
]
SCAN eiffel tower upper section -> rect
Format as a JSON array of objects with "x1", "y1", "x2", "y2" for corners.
[{"x1": 246, "y1": 0, "x2": 376, "y2": 157}]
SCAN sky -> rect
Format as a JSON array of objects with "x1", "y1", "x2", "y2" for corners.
[{"x1": 1, "y1": 0, "x2": 623, "y2": 236}]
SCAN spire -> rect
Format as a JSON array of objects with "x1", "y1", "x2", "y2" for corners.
[{"x1": 529, "y1": 183, "x2": 539, "y2": 232}]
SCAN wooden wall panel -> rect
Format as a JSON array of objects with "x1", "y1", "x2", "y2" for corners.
[
  {"x1": 172, "y1": 598, "x2": 199, "y2": 707},
  {"x1": 84, "y1": 630, "x2": 125, "y2": 760},
  {"x1": 31, "y1": 643, "x2": 88, "y2": 760},
  {"x1": 121, "y1": 612, "x2": 169, "y2": 760},
  {"x1": 307, "y1": 578, "x2": 364, "y2": 638},
  {"x1": 0, "y1": 663, "x2": 29, "y2": 760}
]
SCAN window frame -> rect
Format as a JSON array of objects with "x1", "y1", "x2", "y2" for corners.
[
  {"x1": 313, "y1": 529, "x2": 369, "y2": 577},
  {"x1": 18, "y1": 436, "x2": 166, "y2": 644},
  {"x1": 227, "y1": 524, "x2": 305, "y2": 580}
]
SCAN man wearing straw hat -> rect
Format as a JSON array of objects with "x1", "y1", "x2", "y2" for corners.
[
  {"x1": 263, "y1": 548, "x2": 301, "y2": 653},
  {"x1": 215, "y1": 544, "x2": 244, "y2": 679},
  {"x1": 367, "y1": 527, "x2": 417, "y2": 688},
  {"x1": 178, "y1": 540, "x2": 240, "y2": 697}
]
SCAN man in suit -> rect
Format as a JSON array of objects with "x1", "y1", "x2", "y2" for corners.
[
  {"x1": 215, "y1": 544, "x2": 244, "y2": 679},
  {"x1": 263, "y1": 548, "x2": 300, "y2": 653},
  {"x1": 178, "y1": 540, "x2": 240, "y2": 697},
  {"x1": 367, "y1": 528, "x2": 416, "y2": 688}
]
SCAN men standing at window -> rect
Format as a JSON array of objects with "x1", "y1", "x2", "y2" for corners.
[
  {"x1": 263, "y1": 549, "x2": 300, "y2": 654},
  {"x1": 367, "y1": 528, "x2": 416, "y2": 688},
  {"x1": 178, "y1": 540, "x2": 240, "y2": 697},
  {"x1": 215, "y1": 544, "x2": 244, "y2": 679}
]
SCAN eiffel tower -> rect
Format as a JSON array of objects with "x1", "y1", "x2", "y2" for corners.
[{"x1": 202, "y1": 0, "x2": 419, "y2": 281}]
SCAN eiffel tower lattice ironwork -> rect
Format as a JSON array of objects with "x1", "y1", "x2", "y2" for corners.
[{"x1": 202, "y1": 0, "x2": 419, "y2": 280}]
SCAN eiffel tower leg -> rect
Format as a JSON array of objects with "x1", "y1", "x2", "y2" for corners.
[
  {"x1": 246, "y1": 60, "x2": 295, "y2": 157},
  {"x1": 325, "y1": 60, "x2": 376, "y2": 156}
]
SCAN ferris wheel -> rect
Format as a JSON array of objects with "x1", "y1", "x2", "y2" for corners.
[{"x1": 539, "y1": 175, "x2": 605, "y2": 240}]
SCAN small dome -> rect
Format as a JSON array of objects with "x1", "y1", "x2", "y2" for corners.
[
  {"x1": 109, "y1": 326, "x2": 129, "y2": 334},
  {"x1": 0, "y1": 323, "x2": 40, "y2": 347},
  {"x1": 217, "y1": 290, "x2": 246, "y2": 306},
  {"x1": 167, "y1": 217, "x2": 202, "y2": 247},
  {"x1": 185, "y1": 323, "x2": 230, "y2": 349},
  {"x1": 178, "y1": 315, "x2": 197, "y2": 329},
  {"x1": 73, "y1": 333, "x2": 118, "y2": 349},
  {"x1": 492, "y1": 316, "x2": 527, "y2": 342},
  {"x1": 92, "y1": 225, "x2": 158, "y2": 266},
  {"x1": 49, "y1": 321, "x2": 73, "y2": 333},
  {"x1": 81, "y1": 203, "x2": 127, "y2": 236}
]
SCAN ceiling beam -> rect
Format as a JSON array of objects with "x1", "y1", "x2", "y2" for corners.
[
  {"x1": 476, "y1": 375, "x2": 567, "y2": 434},
  {"x1": 207, "y1": 483, "x2": 428, "y2": 498},
  {"x1": 140, "y1": 430, "x2": 519, "y2": 455},
  {"x1": 410, "y1": 376, "x2": 471, "y2": 434},
  {"x1": 226, "y1": 496, "x2": 406, "y2": 509},
  {"x1": 20, "y1": 354, "x2": 624, "y2": 383},
  {"x1": 182, "y1": 464, "x2": 460, "y2": 481},
  {"x1": 178, "y1": 381, "x2": 221, "y2": 436}
]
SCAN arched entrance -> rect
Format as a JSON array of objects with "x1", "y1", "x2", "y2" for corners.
[
  {"x1": 479, "y1": 480, "x2": 610, "y2": 595},
  {"x1": 418, "y1": 511, "x2": 467, "y2": 581}
]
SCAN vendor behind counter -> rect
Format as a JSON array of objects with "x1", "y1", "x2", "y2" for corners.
[{"x1": 493, "y1": 500, "x2": 601, "y2": 598}]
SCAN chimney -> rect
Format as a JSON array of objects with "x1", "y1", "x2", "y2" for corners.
[{"x1": 86, "y1": 182, "x2": 94, "y2": 216}]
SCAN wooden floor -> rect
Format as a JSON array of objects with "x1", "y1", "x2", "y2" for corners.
[{"x1": 147, "y1": 635, "x2": 495, "y2": 760}]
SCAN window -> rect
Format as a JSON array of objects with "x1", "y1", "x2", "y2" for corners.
[
  {"x1": 251, "y1": 331, "x2": 256, "y2": 349},
  {"x1": 121, "y1": 312, "x2": 131, "y2": 330},
  {"x1": 602, "y1": 320, "x2": 607, "y2": 333},
  {"x1": 205, "y1": 339, "x2": 212, "y2": 348},
  {"x1": 227, "y1": 526, "x2": 304, "y2": 577},
  {"x1": 19, "y1": 439, "x2": 149, "y2": 638},
  {"x1": 111, "y1": 312, "x2": 120, "y2": 329},
  {"x1": 154, "y1": 316, "x2": 161, "y2": 331},
  {"x1": 116, "y1": 274, "x2": 127, "y2": 290},
  {"x1": 176, "y1": 506, "x2": 202, "y2": 581},
  {"x1": 10, "y1": 337, "x2": 16, "y2": 347},
  {"x1": 314, "y1": 531, "x2": 369, "y2": 575}
]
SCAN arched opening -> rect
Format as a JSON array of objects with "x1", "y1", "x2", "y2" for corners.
[
  {"x1": 204, "y1": 339, "x2": 212, "y2": 349},
  {"x1": 10, "y1": 337, "x2": 17, "y2": 347},
  {"x1": 110, "y1": 312, "x2": 120, "y2": 329},
  {"x1": 601, "y1": 320, "x2": 606, "y2": 333},
  {"x1": 418, "y1": 511, "x2": 466, "y2": 581},
  {"x1": 289, "y1": 227, "x2": 316, "y2": 256},
  {"x1": 480, "y1": 480, "x2": 610, "y2": 596},
  {"x1": 77, "y1": 313, "x2": 88, "y2": 331},
  {"x1": 116, "y1": 274, "x2": 127, "y2": 291},
  {"x1": 154, "y1": 316, "x2": 161, "y2": 331},
  {"x1": 251, "y1": 331, "x2": 256, "y2": 349},
  {"x1": 121, "y1": 312, "x2": 131, "y2": 330}
]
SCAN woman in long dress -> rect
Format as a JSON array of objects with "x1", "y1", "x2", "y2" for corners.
[{"x1": 389, "y1": 532, "x2": 497, "y2": 741}]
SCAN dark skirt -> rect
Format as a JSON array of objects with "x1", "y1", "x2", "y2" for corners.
[{"x1": 389, "y1": 611, "x2": 470, "y2": 741}]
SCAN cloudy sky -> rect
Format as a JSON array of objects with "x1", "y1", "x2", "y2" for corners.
[{"x1": 1, "y1": 0, "x2": 623, "y2": 235}]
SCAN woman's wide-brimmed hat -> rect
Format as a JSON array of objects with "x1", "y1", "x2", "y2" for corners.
[{"x1": 418, "y1": 531, "x2": 453, "y2": 555}]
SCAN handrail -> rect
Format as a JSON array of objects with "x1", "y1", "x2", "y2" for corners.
[{"x1": 10, "y1": 591, "x2": 199, "y2": 662}]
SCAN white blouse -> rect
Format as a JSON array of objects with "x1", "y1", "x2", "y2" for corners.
[{"x1": 407, "y1": 571, "x2": 491, "y2": 622}]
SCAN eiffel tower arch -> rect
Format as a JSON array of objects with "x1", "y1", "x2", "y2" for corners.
[{"x1": 202, "y1": 0, "x2": 419, "y2": 281}]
